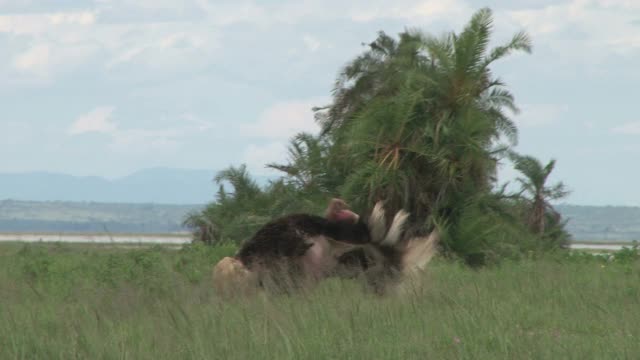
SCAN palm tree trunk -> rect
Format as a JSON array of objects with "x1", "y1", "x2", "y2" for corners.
[{"x1": 530, "y1": 196, "x2": 546, "y2": 235}]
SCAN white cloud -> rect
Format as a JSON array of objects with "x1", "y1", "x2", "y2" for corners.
[
  {"x1": 239, "y1": 97, "x2": 330, "y2": 174},
  {"x1": 514, "y1": 104, "x2": 569, "y2": 128},
  {"x1": 105, "y1": 47, "x2": 145, "y2": 69},
  {"x1": 13, "y1": 44, "x2": 50, "y2": 73},
  {"x1": 0, "y1": 1, "x2": 485, "y2": 84},
  {"x1": 302, "y1": 35, "x2": 321, "y2": 52},
  {"x1": 68, "y1": 107, "x2": 117, "y2": 135},
  {"x1": 108, "y1": 128, "x2": 182, "y2": 151},
  {"x1": 69, "y1": 106, "x2": 215, "y2": 151},
  {"x1": 241, "y1": 142, "x2": 288, "y2": 175},
  {"x1": 411, "y1": 0, "x2": 470, "y2": 17},
  {"x1": 49, "y1": 11, "x2": 96, "y2": 26},
  {"x1": 180, "y1": 112, "x2": 215, "y2": 131},
  {"x1": 0, "y1": 11, "x2": 96, "y2": 35},
  {"x1": 242, "y1": 98, "x2": 327, "y2": 139},
  {"x1": 197, "y1": 1, "x2": 268, "y2": 26},
  {"x1": 194, "y1": 0, "x2": 473, "y2": 27},
  {"x1": 11, "y1": 40, "x2": 98, "y2": 79},
  {"x1": 105, "y1": 30, "x2": 215, "y2": 69},
  {"x1": 611, "y1": 122, "x2": 640, "y2": 135},
  {"x1": 351, "y1": 0, "x2": 472, "y2": 23},
  {"x1": 2, "y1": 11, "x2": 99, "y2": 80},
  {"x1": 506, "y1": 0, "x2": 640, "y2": 58},
  {"x1": 1, "y1": 8, "x2": 220, "y2": 82}
]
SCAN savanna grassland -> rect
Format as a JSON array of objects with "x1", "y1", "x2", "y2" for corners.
[
  {"x1": 2, "y1": 6, "x2": 638, "y2": 360},
  {"x1": 2, "y1": 242, "x2": 639, "y2": 360}
]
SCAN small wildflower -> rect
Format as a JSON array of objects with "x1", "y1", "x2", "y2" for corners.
[
  {"x1": 601, "y1": 264, "x2": 606, "y2": 268},
  {"x1": 453, "y1": 337, "x2": 461, "y2": 344}
]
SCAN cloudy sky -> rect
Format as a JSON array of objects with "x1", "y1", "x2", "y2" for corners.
[{"x1": 1, "y1": 0, "x2": 639, "y2": 206}]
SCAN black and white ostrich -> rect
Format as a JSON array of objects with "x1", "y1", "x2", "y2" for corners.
[{"x1": 212, "y1": 199, "x2": 437, "y2": 296}]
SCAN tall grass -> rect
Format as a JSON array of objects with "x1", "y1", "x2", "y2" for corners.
[{"x1": 1, "y1": 242, "x2": 639, "y2": 359}]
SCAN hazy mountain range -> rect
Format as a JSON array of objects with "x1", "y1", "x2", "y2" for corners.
[
  {"x1": 0, "y1": 168, "x2": 275, "y2": 204},
  {"x1": 1, "y1": 169, "x2": 639, "y2": 241}
]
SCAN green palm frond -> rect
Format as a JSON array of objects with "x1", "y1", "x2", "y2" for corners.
[
  {"x1": 481, "y1": 30, "x2": 532, "y2": 70},
  {"x1": 453, "y1": 7, "x2": 493, "y2": 76}
]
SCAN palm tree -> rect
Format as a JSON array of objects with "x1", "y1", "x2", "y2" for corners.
[
  {"x1": 183, "y1": 7, "x2": 572, "y2": 263},
  {"x1": 213, "y1": 164, "x2": 263, "y2": 202},
  {"x1": 266, "y1": 132, "x2": 337, "y2": 193},
  {"x1": 183, "y1": 203, "x2": 220, "y2": 245},
  {"x1": 183, "y1": 164, "x2": 271, "y2": 244},
  {"x1": 314, "y1": 30, "x2": 428, "y2": 135},
  {"x1": 509, "y1": 151, "x2": 570, "y2": 235},
  {"x1": 318, "y1": 8, "x2": 532, "y2": 229}
]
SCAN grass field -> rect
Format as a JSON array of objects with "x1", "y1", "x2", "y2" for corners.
[{"x1": 1, "y1": 242, "x2": 639, "y2": 359}]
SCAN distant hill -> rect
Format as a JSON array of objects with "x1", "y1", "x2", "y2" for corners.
[
  {"x1": 0, "y1": 168, "x2": 275, "y2": 204},
  {"x1": 0, "y1": 199, "x2": 639, "y2": 241},
  {"x1": 0, "y1": 200, "x2": 202, "y2": 233}
]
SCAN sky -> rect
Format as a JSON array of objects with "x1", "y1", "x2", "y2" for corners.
[{"x1": 1, "y1": 0, "x2": 639, "y2": 206}]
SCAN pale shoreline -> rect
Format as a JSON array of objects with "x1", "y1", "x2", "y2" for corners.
[
  {"x1": 0, "y1": 232, "x2": 635, "y2": 251},
  {"x1": 0, "y1": 232, "x2": 191, "y2": 244}
]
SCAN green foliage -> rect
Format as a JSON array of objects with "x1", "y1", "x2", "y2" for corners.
[
  {"x1": 612, "y1": 241, "x2": 640, "y2": 263},
  {"x1": 439, "y1": 194, "x2": 539, "y2": 266},
  {"x1": 267, "y1": 132, "x2": 342, "y2": 194},
  {"x1": 174, "y1": 242, "x2": 236, "y2": 283},
  {"x1": 183, "y1": 163, "x2": 333, "y2": 245},
  {"x1": 561, "y1": 243, "x2": 639, "y2": 267}
]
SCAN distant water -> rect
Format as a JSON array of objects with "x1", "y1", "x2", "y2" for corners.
[
  {"x1": 569, "y1": 243, "x2": 631, "y2": 251},
  {"x1": 0, "y1": 233, "x2": 191, "y2": 244},
  {"x1": 0, "y1": 234, "x2": 635, "y2": 251}
]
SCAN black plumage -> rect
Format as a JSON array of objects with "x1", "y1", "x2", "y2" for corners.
[
  {"x1": 234, "y1": 211, "x2": 411, "y2": 295},
  {"x1": 235, "y1": 213, "x2": 371, "y2": 269},
  {"x1": 213, "y1": 200, "x2": 438, "y2": 298}
]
